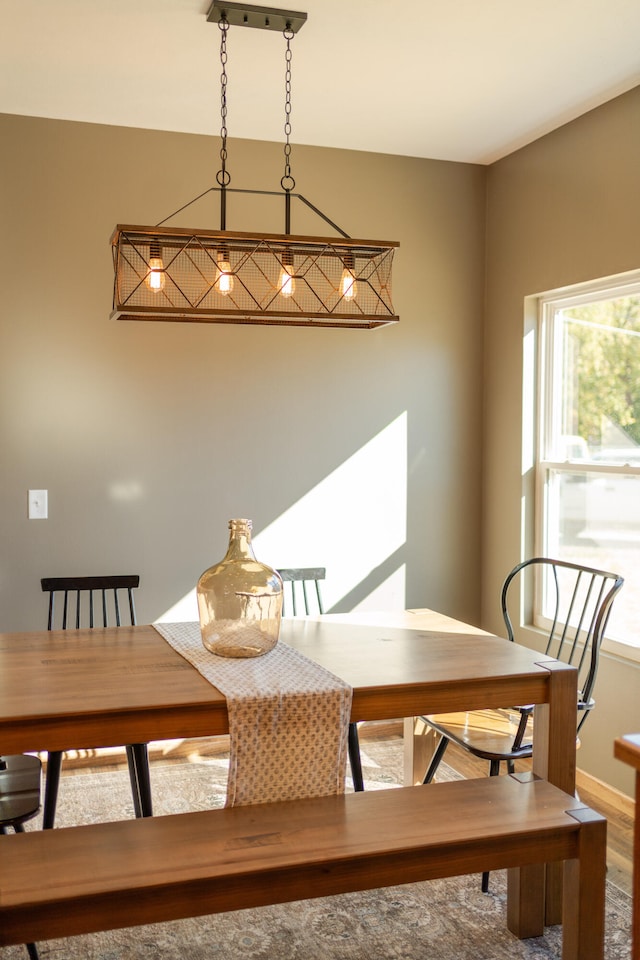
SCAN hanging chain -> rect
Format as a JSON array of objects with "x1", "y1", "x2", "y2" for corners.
[
  {"x1": 281, "y1": 26, "x2": 295, "y2": 193},
  {"x1": 216, "y1": 18, "x2": 231, "y2": 188}
]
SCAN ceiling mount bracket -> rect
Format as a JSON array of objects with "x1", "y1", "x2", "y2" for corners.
[{"x1": 207, "y1": 2, "x2": 307, "y2": 33}]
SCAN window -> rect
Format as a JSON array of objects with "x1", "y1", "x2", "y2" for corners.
[{"x1": 537, "y1": 274, "x2": 640, "y2": 649}]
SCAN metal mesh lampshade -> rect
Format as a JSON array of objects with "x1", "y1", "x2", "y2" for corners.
[{"x1": 111, "y1": 225, "x2": 398, "y2": 329}]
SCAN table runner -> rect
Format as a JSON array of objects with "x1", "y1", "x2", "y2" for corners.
[{"x1": 154, "y1": 622, "x2": 352, "y2": 807}]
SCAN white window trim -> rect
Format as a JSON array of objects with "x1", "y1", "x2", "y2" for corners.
[{"x1": 533, "y1": 268, "x2": 640, "y2": 665}]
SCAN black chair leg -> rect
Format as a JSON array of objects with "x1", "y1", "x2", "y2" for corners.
[
  {"x1": 126, "y1": 744, "x2": 153, "y2": 818},
  {"x1": 348, "y1": 723, "x2": 364, "y2": 792},
  {"x1": 43, "y1": 750, "x2": 63, "y2": 829},
  {"x1": 481, "y1": 759, "x2": 503, "y2": 892},
  {"x1": 9, "y1": 827, "x2": 40, "y2": 958},
  {"x1": 422, "y1": 735, "x2": 449, "y2": 784}
]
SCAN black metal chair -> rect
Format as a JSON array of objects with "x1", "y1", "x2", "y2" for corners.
[
  {"x1": 276, "y1": 567, "x2": 364, "y2": 793},
  {"x1": 421, "y1": 556, "x2": 624, "y2": 891},
  {"x1": 0, "y1": 754, "x2": 42, "y2": 960},
  {"x1": 40, "y1": 575, "x2": 152, "y2": 829}
]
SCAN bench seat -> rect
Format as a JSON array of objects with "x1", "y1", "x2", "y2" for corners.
[{"x1": 0, "y1": 773, "x2": 606, "y2": 959}]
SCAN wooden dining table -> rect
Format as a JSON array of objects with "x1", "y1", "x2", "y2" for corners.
[{"x1": 0, "y1": 608, "x2": 578, "y2": 938}]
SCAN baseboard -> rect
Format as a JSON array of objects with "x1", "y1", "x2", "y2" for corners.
[
  {"x1": 38, "y1": 737, "x2": 232, "y2": 771},
  {"x1": 576, "y1": 766, "x2": 635, "y2": 818}
]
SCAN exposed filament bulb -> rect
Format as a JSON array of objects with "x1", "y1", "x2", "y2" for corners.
[
  {"x1": 215, "y1": 248, "x2": 234, "y2": 296},
  {"x1": 145, "y1": 240, "x2": 165, "y2": 292},
  {"x1": 340, "y1": 252, "x2": 357, "y2": 301},
  {"x1": 279, "y1": 249, "x2": 295, "y2": 298}
]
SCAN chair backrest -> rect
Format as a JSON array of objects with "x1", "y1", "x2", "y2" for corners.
[
  {"x1": 276, "y1": 567, "x2": 325, "y2": 617},
  {"x1": 501, "y1": 557, "x2": 623, "y2": 730},
  {"x1": 41, "y1": 575, "x2": 140, "y2": 630}
]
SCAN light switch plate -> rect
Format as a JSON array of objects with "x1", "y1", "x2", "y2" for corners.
[{"x1": 28, "y1": 489, "x2": 48, "y2": 519}]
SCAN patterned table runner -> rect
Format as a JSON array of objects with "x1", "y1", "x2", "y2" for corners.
[{"x1": 154, "y1": 622, "x2": 353, "y2": 807}]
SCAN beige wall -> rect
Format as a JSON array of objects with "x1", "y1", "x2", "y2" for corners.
[
  {"x1": 0, "y1": 113, "x2": 485, "y2": 632},
  {"x1": 483, "y1": 86, "x2": 640, "y2": 794}
]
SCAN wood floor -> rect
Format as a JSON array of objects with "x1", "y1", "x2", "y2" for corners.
[{"x1": 55, "y1": 720, "x2": 635, "y2": 898}]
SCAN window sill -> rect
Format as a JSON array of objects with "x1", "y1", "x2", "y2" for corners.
[
  {"x1": 516, "y1": 623, "x2": 640, "y2": 666},
  {"x1": 601, "y1": 635, "x2": 640, "y2": 665}
]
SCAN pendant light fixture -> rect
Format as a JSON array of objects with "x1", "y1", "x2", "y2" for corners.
[{"x1": 110, "y1": 2, "x2": 399, "y2": 329}]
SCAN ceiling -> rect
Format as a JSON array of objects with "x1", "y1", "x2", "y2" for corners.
[{"x1": 2, "y1": 0, "x2": 640, "y2": 165}]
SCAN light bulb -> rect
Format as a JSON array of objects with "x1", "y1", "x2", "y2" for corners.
[
  {"x1": 279, "y1": 250, "x2": 295, "y2": 298},
  {"x1": 215, "y1": 249, "x2": 234, "y2": 296},
  {"x1": 145, "y1": 241, "x2": 165, "y2": 292},
  {"x1": 340, "y1": 252, "x2": 357, "y2": 301},
  {"x1": 279, "y1": 265, "x2": 296, "y2": 298},
  {"x1": 340, "y1": 268, "x2": 357, "y2": 301}
]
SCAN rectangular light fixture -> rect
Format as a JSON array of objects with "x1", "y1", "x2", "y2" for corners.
[{"x1": 111, "y1": 225, "x2": 399, "y2": 329}]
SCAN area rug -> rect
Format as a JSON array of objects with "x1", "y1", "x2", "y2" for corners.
[{"x1": 5, "y1": 739, "x2": 631, "y2": 960}]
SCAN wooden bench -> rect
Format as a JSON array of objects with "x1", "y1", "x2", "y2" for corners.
[{"x1": 0, "y1": 774, "x2": 606, "y2": 960}]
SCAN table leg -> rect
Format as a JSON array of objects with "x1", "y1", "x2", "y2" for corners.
[
  {"x1": 403, "y1": 717, "x2": 439, "y2": 786},
  {"x1": 506, "y1": 661, "x2": 577, "y2": 936},
  {"x1": 507, "y1": 863, "x2": 545, "y2": 938},
  {"x1": 561, "y1": 807, "x2": 607, "y2": 960},
  {"x1": 534, "y1": 661, "x2": 578, "y2": 927},
  {"x1": 404, "y1": 663, "x2": 577, "y2": 936}
]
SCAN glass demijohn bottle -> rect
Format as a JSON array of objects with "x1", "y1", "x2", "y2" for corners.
[{"x1": 196, "y1": 519, "x2": 283, "y2": 658}]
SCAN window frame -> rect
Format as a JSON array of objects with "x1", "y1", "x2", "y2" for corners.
[{"x1": 534, "y1": 270, "x2": 640, "y2": 661}]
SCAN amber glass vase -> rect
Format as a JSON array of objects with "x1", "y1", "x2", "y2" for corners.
[{"x1": 196, "y1": 519, "x2": 283, "y2": 658}]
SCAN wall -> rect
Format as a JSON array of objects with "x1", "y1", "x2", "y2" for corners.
[
  {"x1": 0, "y1": 114, "x2": 486, "y2": 633},
  {"x1": 483, "y1": 86, "x2": 640, "y2": 794}
]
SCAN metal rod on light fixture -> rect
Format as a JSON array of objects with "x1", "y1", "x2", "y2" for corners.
[{"x1": 156, "y1": 186, "x2": 351, "y2": 239}]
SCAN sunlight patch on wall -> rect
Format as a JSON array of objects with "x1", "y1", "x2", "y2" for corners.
[
  {"x1": 157, "y1": 412, "x2": 407, "y2": 621},
  {"x1": 254, "y1": 411, "x2": 407, "y2": 611},
  {"x1": 158, "y1": 590, "x2": 199, "y2": 623}
]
